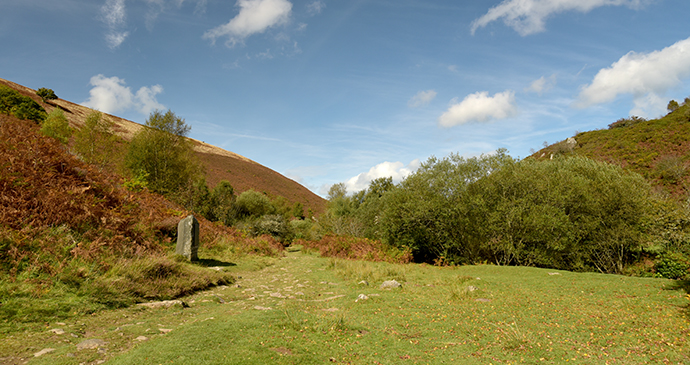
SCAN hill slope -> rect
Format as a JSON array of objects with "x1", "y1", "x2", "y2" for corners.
[
  {"x1": 0, "y1": 78, "x2": 326, "y2": 214},
  {"x1": 536, "y1": 103, "x2": 690, "y2": 199}
]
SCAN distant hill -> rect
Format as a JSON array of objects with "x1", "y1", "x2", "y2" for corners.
[
  {"x1": 0, "y1": 77, "x2": 326, "y2": 214},
  {"x1": 534, "y1": 101, "x2": 690, "y2": 199}
]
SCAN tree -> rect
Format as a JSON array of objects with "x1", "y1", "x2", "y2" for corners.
[
  {"x1": 73, "y1": 111, "x2": 119, "y2": 167},
  {"x1": 234, "y1": 190, "x2": 276, "y2": 220},
  {"x1": 668, "y1": 100, "x2": 680, "y2": 113},
  {"x1": 40, "y1": 108, "x2": 71, "y2": 144},
  {"x1": 211, "y1": 180, "x2": 236, "y2": 225},
  {"x1": 125, "y1": 110, "x2": 201, "y2": 195},
  {"x1": 36, "y1": 88, "x2": 57, "y2": 103}
]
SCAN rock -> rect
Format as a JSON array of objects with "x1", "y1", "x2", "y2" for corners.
[
  {"x1": 355, "y1": 294, "x2": 369, "y2": 302},
  {"x1": 34, "y1": 348, "x2": 55, "y2": 357},
  {"x1": 548, "y1": 272, "x2": 561, "y2": 276},
  {"x1": 475, "y1": 298, "x2": 491, "y2": 303},
  {"x1": 49, "y1": 328, "x2": 65, "y2": 334},
  {"x1": 135, "y1": 336, "x2": 148, "y2": 341},
  {"x1": 565, "y1": 137, "x2": 577, "y2": 148},
  {"x1": 380, "y1": 280, "x2": 402, "y2": 289},
  {"x1": 76, "y1": 339, "x2": 106, "y2": 350},
  {"x1": 159, "y1": 328, "x2": 173, "y2": 334},
  {"x1": 358, "y1": 280, "x2": 369, "y2": 286},
  {"x1": 466, "y1": 286, "x2": 479, "y2": 292},
  {"x1": 176, "y1": 215, "x2": 199, "y2": 261},
  {"x1": 138, "y1": 300, "x2": 183, "y2": 308},
  {"x1": 254, "y1": 306, "x2": 273, "y2": 310}
]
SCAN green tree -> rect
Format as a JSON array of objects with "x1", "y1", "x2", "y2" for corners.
[
  {"x1": 465, "y1": 156, "x2": 654, "y2": 273},
  {"x1": 36, "y1": 88, "x2": 57, "y2": 103},
  {"x1": 125, "y1": 110, "x2": 201, "y2": 195},
  {"x1": 0, "y1": 85, "x2": 46, "y2": 123},
  {"x1": 379, "y1": 149, "x2": 514, "y2": 263},
  {"x1": 668, "y1": 100, "x2": 680, "y2": 113},
  {"x1": 292, "y1": 202, "x2": 305, "y2": 219},
  {"x1": 211, "y1": 180, "x2": 236, "y2": 225},
  {"x1": 73, "y1": 111, "x2": 119, "y2": 167},
  {"x1": 234, "y1": 190, "x2": 276, "y2": 220},
  {"x1": 40, "y1": 108, "x2": 71, "y2": 144}
]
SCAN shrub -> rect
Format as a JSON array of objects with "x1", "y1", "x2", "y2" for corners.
[
  {"x1": 40, "y1": 108, "x2": 72, "y2": 144},
  {"x1": 655, "y1": 253, "x2": 690, "y2": 279},
  {"x1": 655, "y1": 155, "x2": 687, "y2": 184},
  {"x1": 36, "y1": 88, "x2": 57, "y2": 103},
  {"x1": 234, "y1": 190, "x2": 276, "y2": 219},
  {"x1": 73, "y1": 111, "x2": 119, "y2": 168},
  {"x1": 251, "y1": 214, "x2": 291, "y2": 243},
  {"x1": 0, "y1": 85, "x2": 46, "y2": 123},
  {"x1": 608, "y1": 116, "x2": 646, "y2": 129}
]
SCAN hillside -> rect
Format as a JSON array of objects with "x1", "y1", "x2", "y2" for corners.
[
  {"x1": 535, "y1": 102, "x2": 690, "y2": 199},
  {"x1": 0, "y1": 78, "x2": 326, "y2": 214}
]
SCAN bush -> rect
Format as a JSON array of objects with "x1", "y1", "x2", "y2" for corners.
[
  {"x1": 40, "y1": 108, "x2": 71, "y2": 144},
  {"x1": 251, "y1": 214, "x2": 291, "y2": 243},
  {"x1": 0, "y1": 85, "x2": 46, "y2": 123},
  {"x1": 655, "y1": 253, "x2": 690, "y2": 279},
  {"x1": 234, "y1": 190, "x2": 276, "y2": 219},
  {"x1": 36, "y1": 88, "x2": 57, "y2": 103},
  {"x1": 608, "y1": 116, "x2": 646, "y2": 129},
  {"x1": 73, "y1": 111, "x2": 119, "y2": 168}
]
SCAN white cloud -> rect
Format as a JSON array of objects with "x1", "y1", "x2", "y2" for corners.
[
  {"x1": 307, "y1": 1, "x2": 325, "y2": 15},
  {"x1": 100, "y1": 0, "x2": 129, "y2": 49},
  {"x1": 344, "y1": 159, "x2": 421, "y2": 194},
  {"x1": 471, "y1": 0, "x2": 649, "y2": 36},
  {"x1": 576, "y1": 37, "x2": 690, "y2": 117},
  {"x1": 525, "y1": 74, "x2": 557, "y2": 95},
  {"x1": 408, "y1": 90, "x2": 437, "y2": 108},
  {"x1": 438, "y1": 90, "x2": 517, "y2": 127},
  {"x1": 82, "y1": 74, "x2": 165, "y2": 115},
  {"x1": 203, "y1": 0, "x2": 293, "y2": 47}
]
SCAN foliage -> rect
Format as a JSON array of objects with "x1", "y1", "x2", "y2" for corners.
[
  {"x1": 210, "y1": 180, "x2": 236, "y2": 225},
  {"x1": 655, "y1": 154, "x2": 687, "y2": 184},
  {"x1": 464, "y1": 156, "x2": 655, "y2": 274},
  {"x1": 125, "y1": 110, "x2": 201, "y2": 195},
  {"x1": 379, "y1": 149, "x2": 514, "y2": 263},
  {"x1": 39, "y1": 107, "x2": 72, "y2": 144},
  {"x1": 668, "y1": 99, "x2": 680, "y2": 113},
  {"x1": 36, "y1": 87, "x2": 57, "y2": 103},
  {"x1": 250, "y1": 214, "x2": 292, "y2": 244},
  {"x1": 234, "y1": 189, "x2": 276, "y2": 220},
  {"x1": 654, "y1": 253, "x2": 690, "y2": 279},
  {"x1": 73, "y1": 111, "x2": 120, "y2": 168},
  {"x1": 608, "y1": 115, "x2": 646, "y2": 129},
  {"x1": 0, "y1": 85, "x2": 46, "y2": 123},
  {"x1": 297, "y1": 234, "x2": 413, "y2": 263}
]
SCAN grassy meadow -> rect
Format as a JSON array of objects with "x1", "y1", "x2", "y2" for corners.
[{"x1": 4, "y1": 246, "x2": 688, "y2": 364}]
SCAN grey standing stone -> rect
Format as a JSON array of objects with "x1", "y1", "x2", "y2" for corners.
[{"x1": 176, "y1": 215, "x2": 199, "y2": 261}]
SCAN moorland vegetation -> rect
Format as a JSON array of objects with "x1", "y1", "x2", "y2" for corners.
[{"x1": 1, "y1": 81, "x2": 690, "y2": 339}]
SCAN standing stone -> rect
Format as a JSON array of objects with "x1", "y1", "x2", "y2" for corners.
[{"x1": 176, "y1": 215, "x2": 199, "y2": 261}]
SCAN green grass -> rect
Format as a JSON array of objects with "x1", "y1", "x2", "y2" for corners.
[{"x1": 6, "y1": 249, "x2": 689, "y2": 364}]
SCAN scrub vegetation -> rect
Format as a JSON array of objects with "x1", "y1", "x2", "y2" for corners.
[{"x1": 1, "y1": 82, "x2": 690, "y2": 363}]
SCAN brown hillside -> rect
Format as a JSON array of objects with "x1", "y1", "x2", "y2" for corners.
[{"x1": 0, "y1": 78, "x2": 326, "y2": 214}]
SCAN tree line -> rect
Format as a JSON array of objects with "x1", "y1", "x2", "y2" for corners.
[{"x1": 324, "y1": 149, "x2": 690, "y2": 277}]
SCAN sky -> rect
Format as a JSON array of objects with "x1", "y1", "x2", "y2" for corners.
[{"x1": 3, "y1": 0, "x2": 690, "y2": 197}]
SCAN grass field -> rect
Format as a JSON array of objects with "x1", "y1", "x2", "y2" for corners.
[{"x1": 3, "y1": 247, "x2": 689, "y2": 364}]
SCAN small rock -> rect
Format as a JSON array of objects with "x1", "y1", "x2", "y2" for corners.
[
  {"x1": 380, "y1": 280, "x2": 402, "y2": 289},
  {"x1": 322, "y1": 308, "x2": 339, "y2": 312},
  {"x1": 254, "y1": 306, "x2": 273, "y2": 310},
  {"x1": 355, "y1": 294, "x2": 369, "y2": 302},
  {"x1": 138, "y1": 300, "x2": 183, "y2": 308},
  {"x1": 34, "y1": 348, "x2": 55, "y2": 357},
  {"x1": 358, "y1": 280, "x2": 369, "y2": 286},
  {"x1": 56, "y1": 322, "x2": 66, "y2": 326},
  {"x1": 159, "y1": 328, "x2": 173, "y2": 334},
  {"x1": 49, "y1": 328, "x2": 65, "y2": 335},
  {"x1": 466, "y1": 286, "x2": 479, "y2": 292},
  {"x1": 548, "y1": 272, "x2": 561, "y2": 276},
  {"x1": 135, "y1": 336, "x2": 148, "y2": 341},
  {"x1": 475, "y1": 298, "x2": 491, "y2": 303},
  {"x1": 76, "y1": 339, "x2": 106, "y2": 350}
]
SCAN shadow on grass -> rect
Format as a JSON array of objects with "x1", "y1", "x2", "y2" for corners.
[
  {"x1": 665, "y1": 280, "x2": 690, "y2": 318},
  {"x1": 194, "y1": 258, "x2": 237, "y2": 267}
]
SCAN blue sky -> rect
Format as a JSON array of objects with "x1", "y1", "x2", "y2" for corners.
[{"x1": 3, "y1": 0, "x2": 690, "y2": 196}]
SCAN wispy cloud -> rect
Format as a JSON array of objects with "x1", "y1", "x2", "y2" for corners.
[
  {"x1": 344, "y1": 159, "x2": 421, "y2": 194},
  {"x1": 307, "y1": 0, "x2": 325, "y2": 16},
  {"x1": 576, "y1": 37, "x2": 690, "y2": 117},
  {"x1": 438, "y1": 90, "x2": 517, "y2": 127},
  {"x1": 100, "y1": 0, "x2": 129, "y2": 49},
  {"x1": 203, "y1": 0, "x2": 293, "y2": 47},
  {"x1": 525, "y1": 74, "x2": 557, "y2": 95},
  {"x1": 82, "y1": 74, "x2": 165, "y2": 115},
  {"x1": 471, "y1": 0, "x2": 649, "y2": 36},
  {"x1": 408, "y1": 90, "x2": 437, "y2": 108}
]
